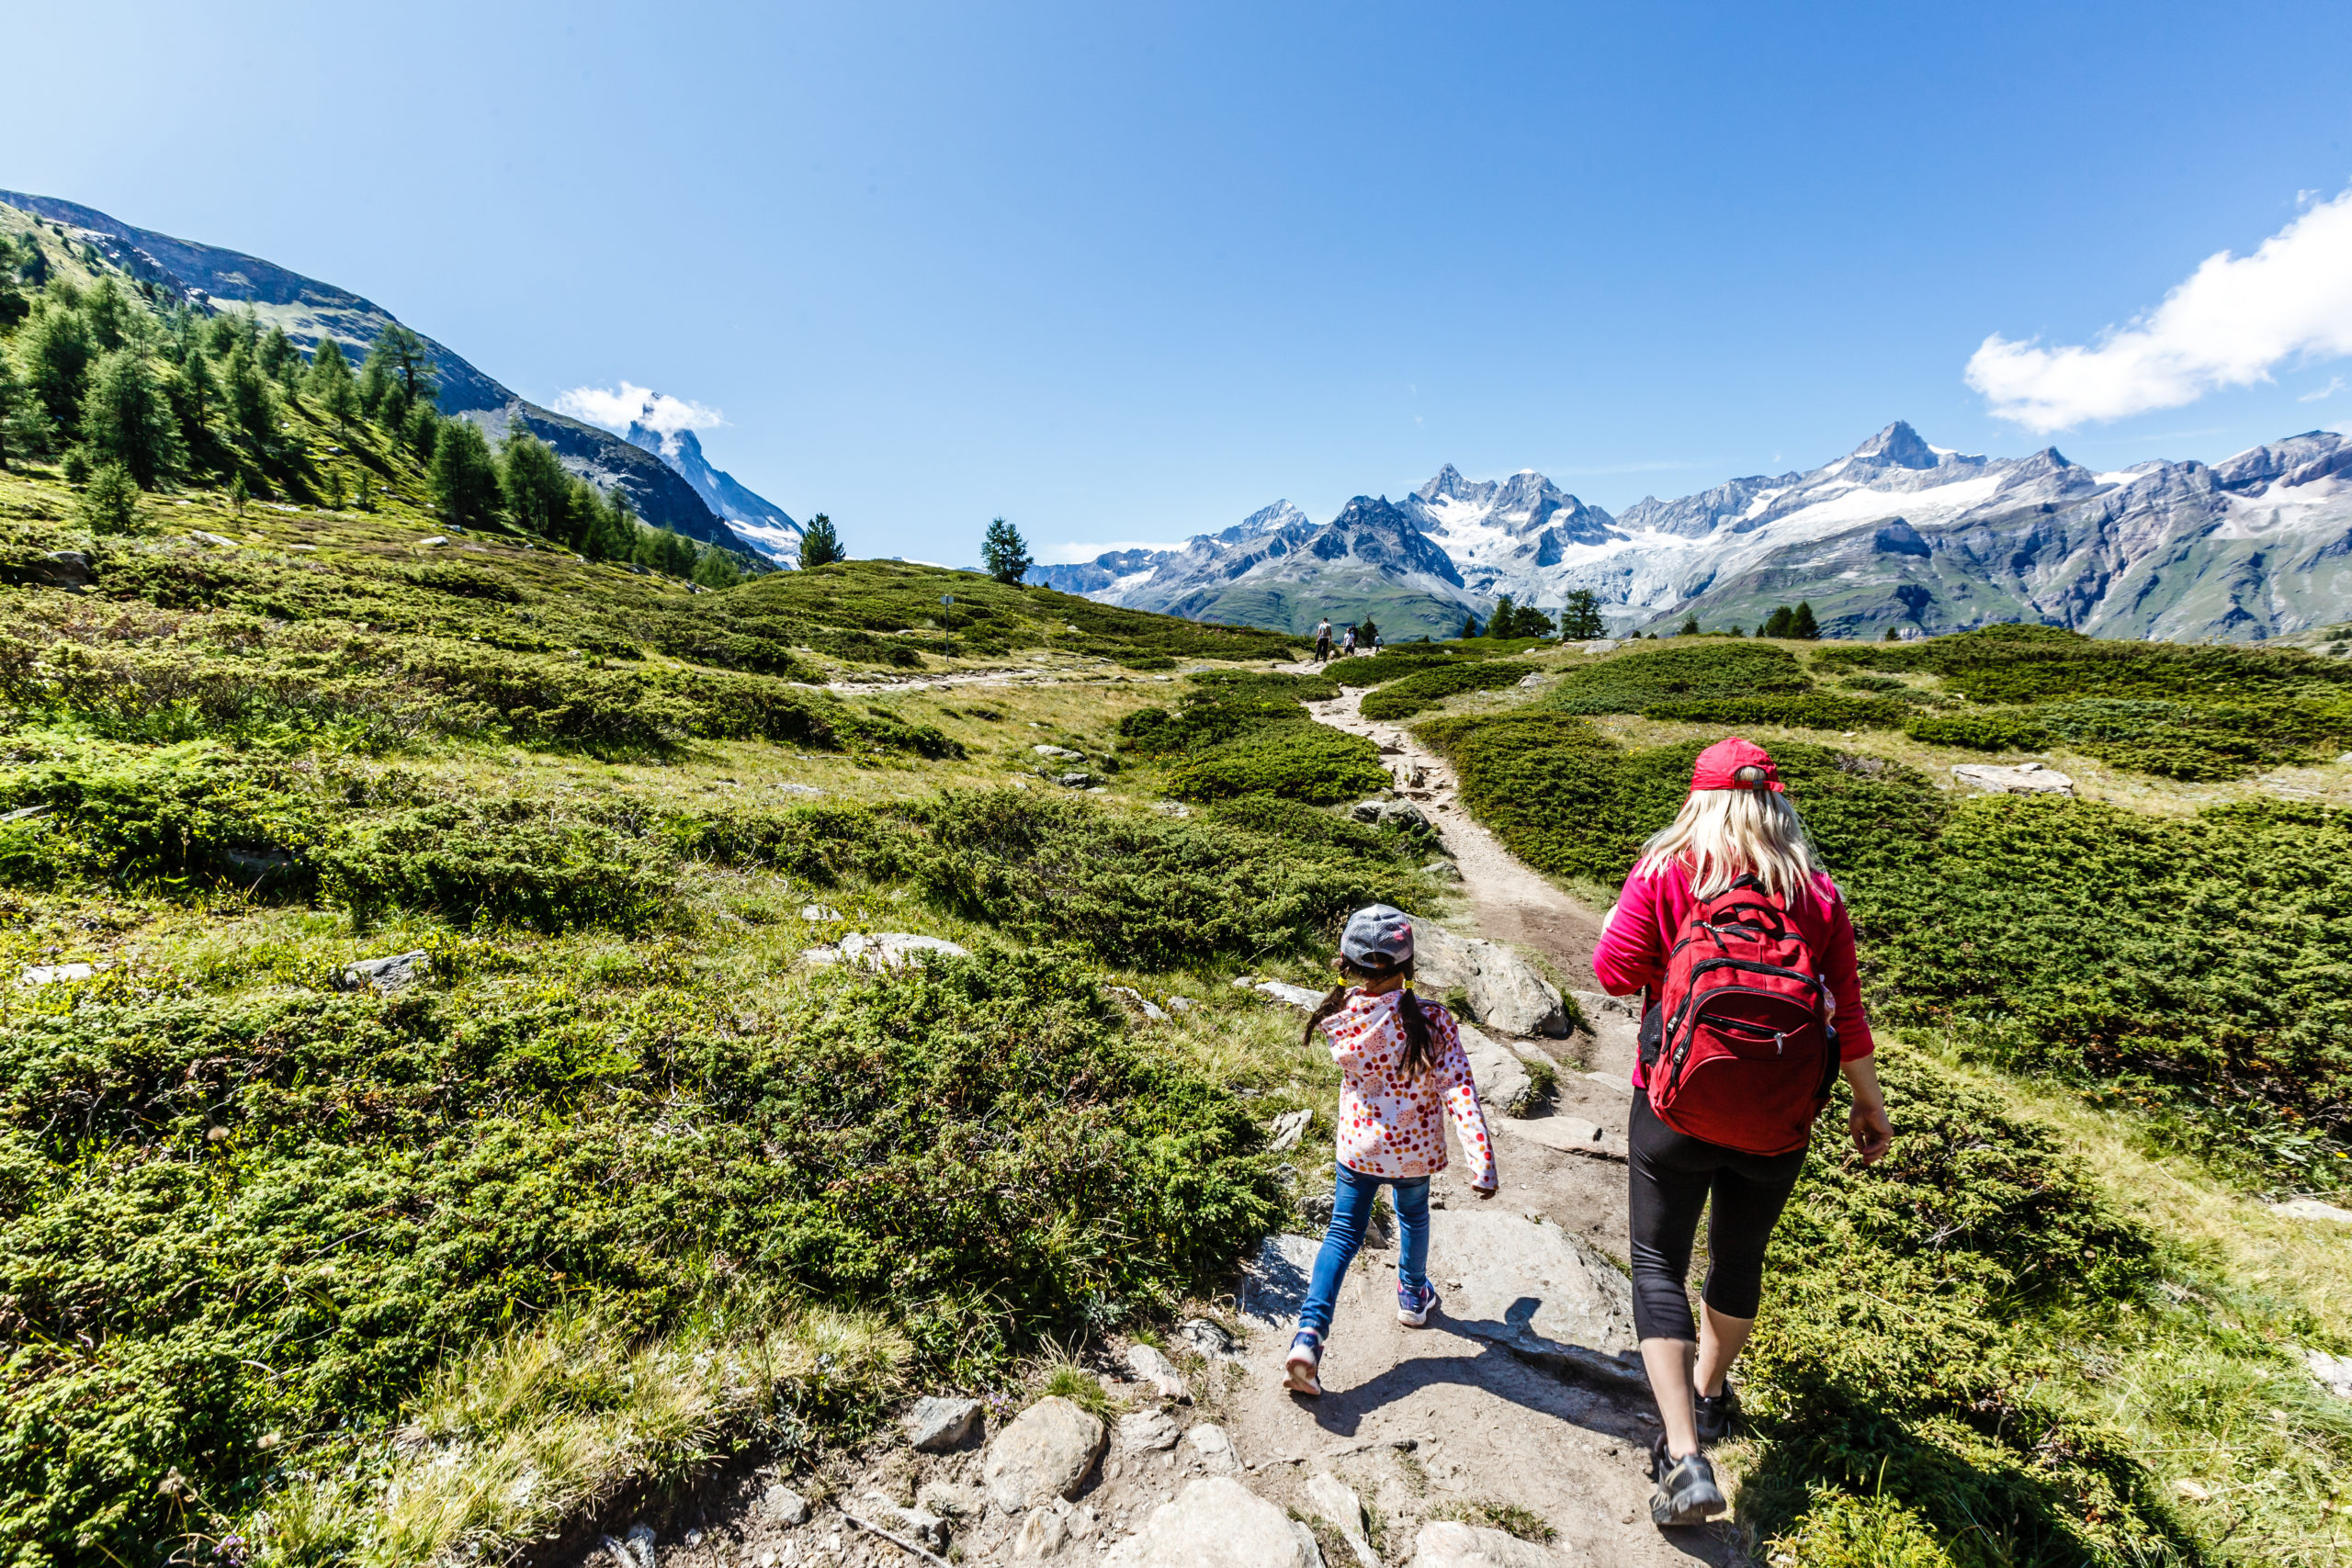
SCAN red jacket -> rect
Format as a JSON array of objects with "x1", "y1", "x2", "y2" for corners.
[{"x1": 1591, "y1": 860, "x2": 1875, "y2": 1086}]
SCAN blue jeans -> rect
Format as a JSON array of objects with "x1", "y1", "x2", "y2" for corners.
[{"x1": 1298, "y1": 1162, "x2": 1431, "y2": 1337}]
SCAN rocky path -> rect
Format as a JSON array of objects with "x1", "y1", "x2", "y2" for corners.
[{"x1": 566, "y1": 670, "x2": 1756, "y2": 1567}]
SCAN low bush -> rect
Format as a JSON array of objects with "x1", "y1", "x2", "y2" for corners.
[
  {"x1": 1638, "y1": 694, "x2": 1906, "y2": 729},
  {"x1": 1165, "y1": 725, "x2": 1391, "y2": 805},
  {"x1": 0, "y1": 746, "x2": 325, "y2": 893},
  {"x1": 1544, "y1": 640, "x2": 1814, "y2": 714},
  {"x1": 319, "y1": 801, "x2": 678, "y2": 931},
  {"x1": 0, "y1": 946, "x2": 1277, "y2": 1563},
  {"x1": 1325, "y1": 643, "x2": 1509, "y2": 687},
  {"x1": 1905, "y1": 708, "x2": 2052, "y2": 751},
  {"x1": 1357, "y1": 660, "x2": 1538, "y2": 720}
]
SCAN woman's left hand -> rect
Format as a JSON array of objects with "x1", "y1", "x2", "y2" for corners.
[{"x1": 1841, "y1": 1055, "x2": 1894, "y2": 1166}]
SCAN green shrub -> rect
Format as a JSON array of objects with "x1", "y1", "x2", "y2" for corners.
[
  {"x1": 1328, "y1": 643, "x2": 1510, "y2": 686},
  {"x1": 891, "y1": 790, "x2": 1417, "y2": 966},
  {"x1": 319, "y1": 802, "x2": 676, "y2": 931},
  {"x1": 1544, "y1": 640, "x2": 1813, "y2": 714},
  {"x1": 1905, "y1": 708, "x2": 2052, "y2": 751},
  {"x1": 0, "y1": 747, "x2": 325, "y2": 893},
  {"x1": 1166, "y1": 726, "x2": 1391, "y2": 805},
  {"x1": 1358, "y1": 660, "x2": 1537, "y2": 720},
  {"x1": 0, "y1": 948, "x2": 1277, "y2": 1564},
  {"x1": 1638, "y1": 693, "x2": 1905, "y2": 728},
  {"x1": 1741, "y1": 1051, "x2": 2179, "y2": 1564}
]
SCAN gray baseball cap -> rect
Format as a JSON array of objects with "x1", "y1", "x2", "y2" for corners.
[{"x1": 1340, "y1": 905, "x2": 1415, "y2": 968}]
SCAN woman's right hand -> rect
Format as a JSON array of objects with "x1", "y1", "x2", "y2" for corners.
[{"x1": 1842, "y1": 1055, "x2": 1894, "y2": 1166}]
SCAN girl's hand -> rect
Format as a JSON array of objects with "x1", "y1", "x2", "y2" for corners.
[
  {"x1": 1849, "y1": 1100, "x2": 1893, "y2": 1165},
  {"x1": 1473, "y1": 1184, "x2": 1498, "y2": 1201}
]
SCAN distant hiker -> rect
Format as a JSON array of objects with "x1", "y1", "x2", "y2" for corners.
[
  {"x1": 1374, "y1": 633, "x2": 1385, "y2": 654},
  {"x1": 1590, "y1": 738, "x2": 1893, "y2": 1529},
  {"x1": 1285, "y1": 906, "x2": 1498, "y2": 1397},
  {"x1": 1314, "y1": 618, "x2": 1334, "y2": 662},
  {"x1": 1342, "y1": 625, "x2": 1359, "y2": 656}
]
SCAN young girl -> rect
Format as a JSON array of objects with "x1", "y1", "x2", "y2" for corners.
[
  {"x1": 1284, "y1": 905, "x2": 1498, "y2": 1396},
  {"x1": 1591, "y1": 737, "x2": 1894, "y2": 1528}
]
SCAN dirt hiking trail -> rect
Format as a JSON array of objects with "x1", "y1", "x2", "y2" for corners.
[{"x1": 562, "y1": 668, "x2": 1752, "y2": 1567}]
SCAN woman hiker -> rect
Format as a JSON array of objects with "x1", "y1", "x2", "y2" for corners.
[
  {"x1": 1315, "y1": 618, "x2": 1334, "y2": 662},
  {"x1": 1591, "y1": 738, "x2": 1894, "y2": 1528},
  {"x1": 1284, "y1": 905, "x2": 1498, "y2": 1396}
]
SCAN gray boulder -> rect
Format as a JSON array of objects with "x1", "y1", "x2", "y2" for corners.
[
  {"x1": 1123, "y1": 1342, "x2": 1191, "y2": 1402},
  {"x1": 758, "y1": 1483, "x2": 809, "y2": 1525},
  {"x1": 838, "y1": 932, "x2": 969, "y2": 970},
  {"x1": 1118, "y1": 1408, "x2": 1181, "y2": 1451},
  {"x1": 1459, "y1": 1024, "x2": 1533, "y2": 1116},
  {"x1": 1102, "y1": 1477, "x2": 1324, "y2": 1567},
  {"x1": 21, "y1": 963, "x2": 96, "y2": 987},
  {"x1": 1239, "y1": 1234, "x2": 1319, "y2": 1325},
  {"x1": 1266, "y1": 1108, "x2": 1313, "y2": 1152},
  {"x1": 1952, "y1": 761, "x2": 2075, "y2": 795},
  {"x1": 1306, "y1": 1472, "x2": 1380, "y2": 1568},
  {"x1": 337, "y1": 952, "x2": 428, "y2": 993},
  {"x1": 1495, "y1": 1113, "x2": 1624, "y2": 1161},
  {"x1": 1107, "y1": 986, "x2": 1169, "y2": 1022},
  {"x1": 1033, "y1": 744, "x2": 1085, "y2": 761},
  {"x1": 1466, "y1": 948, "x2": 1568, "y2": 1038},
  {"x1": 1254, "y1": 979, "x2": 1328, "y2": 1010},
  {"x1": 983, "y1": 1395, "x2": 1105, "y2": 1511},
  {"x1": 903, "y1": 1394, "x2": 984, "y2": 1451},
  {"x1": 1436, "y1": 1208, "x2": 1641, "y2": 1386}
]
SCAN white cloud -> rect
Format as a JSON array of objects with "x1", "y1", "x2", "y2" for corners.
[
  {"x1": 550, "y1": 380, "x2": 726, "y2": 443},
  {"x1": 1965, "y1": 187, "x2": 2352, "y2": 433},
  {"x1": 2302, "y1": 375, "x2": 2346, "y2": 403}
]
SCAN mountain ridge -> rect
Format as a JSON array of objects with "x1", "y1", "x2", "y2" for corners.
[{"x1": 0, "y1": 190, "x2": 768, "y2": 559}]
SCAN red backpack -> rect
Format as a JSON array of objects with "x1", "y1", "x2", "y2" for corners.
[{"x1": 1638, "y1": 874, "x2": 1841, "y2": 1155}]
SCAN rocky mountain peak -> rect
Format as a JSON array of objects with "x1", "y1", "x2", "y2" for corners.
[
  {"x1": 1849, "y1": 420, "x2": 1939, "y2": 470},
  {"x1": 1415, "y1": 464, "x2": 1493, "y2": 504}
]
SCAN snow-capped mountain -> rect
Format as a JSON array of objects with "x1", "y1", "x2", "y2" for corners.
[
  {"x1": 1036, "y1": 422, "x2": 2352, "y2": 642},
  {"x1": 625, "y1": 423, "x2": 803, "y2": 565}
]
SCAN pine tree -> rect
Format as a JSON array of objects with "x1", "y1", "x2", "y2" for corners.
[
  {"x1": 222, "y1": 338, "x2": 276, "y2": 445},
  {"x1": 228, "y1": 472, "x2": 249, "y2": 514},
  {"x1": 981, "y1": 516, "x2": 1032, "y2": 584},
  {"x1": 356, "y1": 337, "x2": 397, "y2": 421},
  {"x1": 324, "y1": 468, "x2": 345, "y2": 508},
  {"x1": 170, "y1": 345, "x2": 220, "y2": 448},
  {"x1": 403, "y1": 401, "x2": 439, "y2": 462},
  {"x1": 306, "y1": 336, "x2": 360, "y2": 422},
  {"x1": 1489, "y1": 595, "x2": 1517, "y2": 637},
  {"x1": 1558, "y1": 589, "x2": 1605, "y2": 639},
  {"x1": 22, "y1": 304, "x2": 95, "y2": 431},
  {"x1": 658, "y1": 528, "x2": 697, "y2": 577},
  {"x1": 429, "y1": 418, "x2": 503, "y2": 528},
  {"x1": 75, "y1": 461, "x2": 141, "y2": 533},
  {"x1": 693, "y1": 546, "x2": 742, "y2": 590},
  {"x1": 1356, "y1": 615, "x2": 1380, "y2": 647},
  {"x1": 0, "y1": 355, "x2": 56, "y2": 469},
  {"x1": 80, "y1": 350, "x2": 187, "y2": 489},
  {"x1": 1883, "y1": 625, "x2": 1901, "y2": 642},
  {"x1": 1460, "y1": 615, "x2": 1479, "y2": 638},
  {"x1": 356, "y1": 472, "x2": 374, "y2": 512},
  {"x1": 375, "y1": 324, "x2": 435, "y2": 409},
  {"x1": 1792, "y1": 601, "x2": 1820, "y2": 639},
  {"x1": 1761, "y1": 605, "x2": 1793, "y2": 637},
  {"x1": 498, "y1": 428, "x2": 572, "y2": 539},
  {"x1": 1678, "y1": 614, "x2": 1700, "y2": 636},
  {"x1": 586, "y1": 490, "x2": 636, "y2": 560},
  {"x1": 81, "y1": 279, "x2": 133, "y2": 353},
  {"x1": 259, "y1": 324, "x2": 296, "y2": 384},
  {"x1": 798, "y1": 512, "x2": 843, "y2": 567}
]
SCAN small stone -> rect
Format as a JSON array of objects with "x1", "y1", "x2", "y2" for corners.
[
  {"x1": 904, "y1": 1394, "x2": 984, "y2": 1452},
  {"x1": 1495, "y1": 1113, "x2": 1625, "y2": 1161},
  {"x1": 1422, "y1": 859, "x2": 1464, "y2": 883},
  {"x1": 838, "y1": 932, "x2": 969, "y2": 971},
  {"x1": 1265, "y1": 1108, "x2": 1313, "y2": 1152},
  {"x1": 189, "y1": 530, "x2": 240, "y2": 547},
  {"x1": 1252, "y1": 980, "x2": 1327, "y2": 1010},
  {"x1": 799, "y1": 905, "x2": 843, "y2": 921},
  {"x1": 2305, "y1": 1345, "x2": 2352, "y2": 1400},
  {"x1": 1306, "y1": 1472, "x2": 1380, "y2": 1568},
  {"x1": 336, "y1": 952, "x2": 428, "y2": 994},
  {"x1": 1107, "y1": 985, "x2": 1169, "y2": 1022},
  {"x1": 1174, "y1": 1317, "x2": 1239, "y2": 1361},
  {"x1": 1056, "y1": 771, "x2": 1097, "y2": 789},
  {"x1": 984, "y1": 1395, "x2": 1106, "y2": 1512},
  {"x1": 860, "y1": 1492, "x2": 946, "y2": 1551},
  {"x1": 1239, "y1": 1235, "x2": 1319, "y2": 1326},
  {"x1": 916, "y1": 1479, "x2": 988, "y2": 1518},
  {"x1": 1184, "y1": 1422, "x2": 1239, "y2": 1473},
  {"x1": 1166, "y1": 996, "x2": 1196, "y2": 1014},
  {"x1": 761, "y1": 1483, "x2": 810, "y2": 1525},
  {"x1": 419, "y1": 535, "x2": 450, "y2": 547},
  {"x1": 1119, "y1": 1409, "x2": 1181, "y2": 1451},
  {"x1": 21, "y1": 963, "x2": 96, "y2": 987},
  {"x1": 2274, "y1": 1198, "x2": 2352, "y2": 1223},
  {"x1": 1123, "y1": 1343, "x2": 1191, "y2": 1402},
  {"x1": 1033, "y1": 744, "x2": 1084, "y2": 761},
  {"x1": 1951, "y1": 762, "x2": 2075, "y2": 796},
  {"x1": 2176, "y1": 1478, "x2": 2212, "y2": 1502}
]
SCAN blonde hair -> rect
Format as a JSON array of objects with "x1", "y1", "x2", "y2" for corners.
[{"x1": 1634, "y1": 785, "x2": 1821, "y2": 902}]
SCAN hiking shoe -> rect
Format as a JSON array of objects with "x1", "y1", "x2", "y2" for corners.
[
  {"x1": 1692, "y1": 1382, "x2": 1741, "y2": 1445},
  {"x1": 1283, "y1": 1331, "x2": 1323, "y2": 1396},
  {"x1": 1396, "y1": 1280, "x2": 1440, "y2": 1327},
  {"x1": 1648, "y1": 1435, "x2": 1726, "y2": 1527}
]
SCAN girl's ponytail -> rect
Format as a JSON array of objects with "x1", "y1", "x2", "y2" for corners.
[{"x1": 1303, "y1": 958, "x2": 1436, "y2": 1077}]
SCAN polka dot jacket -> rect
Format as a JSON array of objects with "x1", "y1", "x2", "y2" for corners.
[{"x1": 1317, "y1": 988, "x2": 1497, "y2": 1189}]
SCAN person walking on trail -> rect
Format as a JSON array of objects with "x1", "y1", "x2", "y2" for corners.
[
  {"x1": 1341, "y1": 624, "x2": 1358, "y2": 656},
  {"x1": 1314, "y1": 618, "x2": 1334, "y2": 662},
  {"x1": 1285, "y1": 905, "x2": 1498, "y2": 1396},
  {"x1": 1590, "y1": 737, "x2": 1894, "y2": 1529}
]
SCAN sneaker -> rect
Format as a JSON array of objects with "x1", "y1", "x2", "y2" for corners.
[
  {"x1": 1692, "y1": 1383, "x2": 1740, "y2": 1445},
  {"x1": 1396, "y1": 1280, "x2": 1440, "y2": 1327},
  {"x1": 1283, "y1": 1331, "x2": 1323, "y2": 1396},
  {"x1": 1647, "y1": 1435, "x2": 1727, "y2": 1527}
]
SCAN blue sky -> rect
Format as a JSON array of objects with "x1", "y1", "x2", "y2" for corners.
[{"x1": 12, "y1": 1, "x2": 2352, "y2": 563}]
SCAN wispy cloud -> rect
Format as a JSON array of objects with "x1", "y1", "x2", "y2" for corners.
[
  {"x1": 1965, "y1": 187, "x2": 2352, "y2": 432},
  {"x1": 2302, "y1": 375, "x2": 2346, "y2": 403},
  {"x1": 1552, "y1": 459, "x2": 1709, "y2": 477},
  {"x1": 551, "y1": 381, "x2": 726, "y2": 441}
]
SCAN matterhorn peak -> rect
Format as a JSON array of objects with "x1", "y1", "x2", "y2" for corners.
[{"x1": 1849, "y1": 421, "x2": 1939, "y2": 470}]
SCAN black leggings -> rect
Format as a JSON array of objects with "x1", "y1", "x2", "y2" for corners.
[{"x1": 1627, "y1": 1094, "x2": 1807, "y2": 1342}]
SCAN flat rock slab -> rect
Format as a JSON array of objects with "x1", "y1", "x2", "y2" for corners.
[
  {"x1": 21, "y1": 964, "x2": 96, "y2": 987},
  {"x1": 830, "y1": 932, "x2": 970, "y2": 970},
  {"x1": 1102, "y1": 1477, "x2": 1323, "y2": 1568},
  {"x1": 2275, "y1": 1198, "x2": 2352, "y2": 1223},
  {"x1": 1460, "y1": 1024, "x2": 1533, "y2": 1116},
  {"x1": 1241, "y1": 1233, "x2": 1320, "y2": 1326},
  {"x1": 338, "y1": 952, "x2": 427, "y2": 993},
  {"x1": 1496, "y1": 1114, "x2": 1625, "y2": 1162},
  {"x1": 1952, "y1": 761, "x2": 2075, "y2": 795},
  {"x1": 1118, "y1": 1409, "x2": 1181, "y2": 1451},
  {"x1": 1434, "y1": 1208, "x2": 1642, "y2": 1386},
  {"x1": 984, "y1": 1395, "x2": 1106, "y2": 1511},
  {"x1": 1255, "y1": 980, "x2": 1328, "y2": 1010},
  {"x1": 1410, "y1": 1519, "x2": 1561, "y2": 1568}
]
